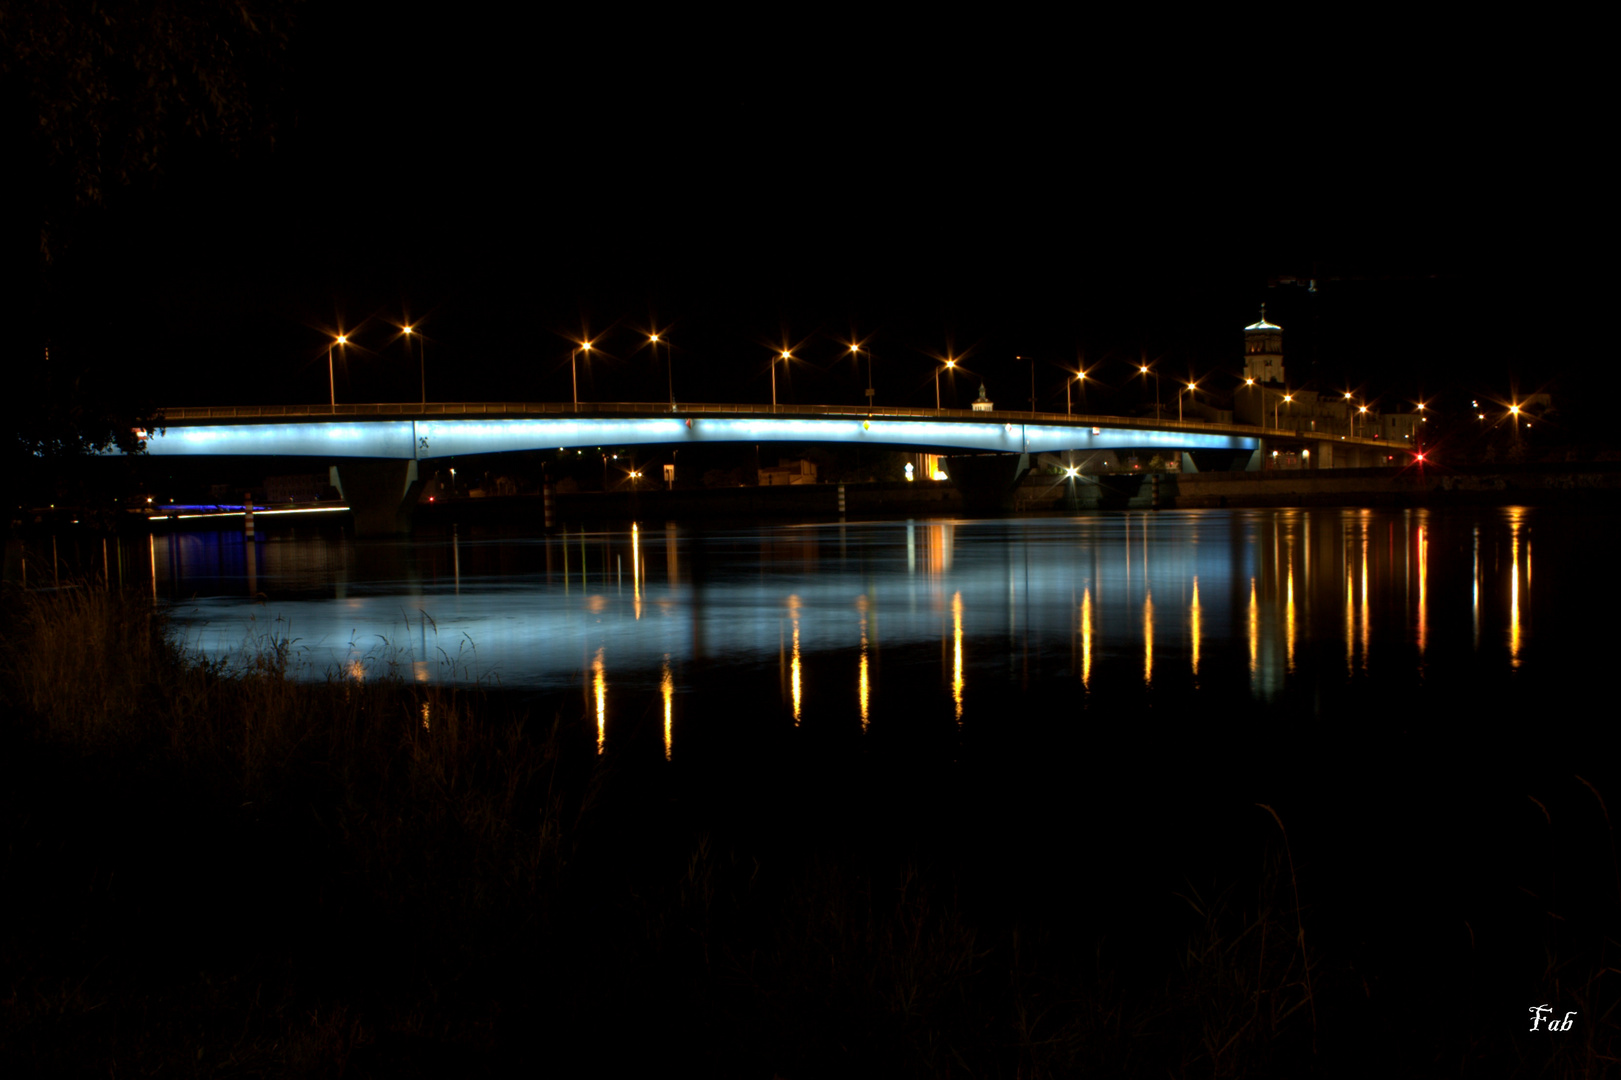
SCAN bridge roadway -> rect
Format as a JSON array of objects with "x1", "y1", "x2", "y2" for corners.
[
  {"x1": 138, "y1": 402, "x2": 1394, "y2": 533},
  {"x1": 143, "y1": 400, "x2": 1389, "y2": 460}
]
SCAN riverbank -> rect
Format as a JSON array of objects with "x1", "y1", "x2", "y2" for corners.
[{"x1": 1166, "y1": 461, "x2": 1621, "y2": 509}]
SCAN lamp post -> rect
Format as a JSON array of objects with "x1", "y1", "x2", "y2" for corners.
[
  {"x1": 1067, "y1": 370, "x2": 1089, "y2": 417},
  {"x1": 1179, "y1": 380, "x2": 1198, "y2": 424},
  {"x1": 571, "y1": 341, "x2": 592, "y2": 411},
  {"x1": 1357, "y1": 404, "x2": 1369, "y2": 439},
  {"x1": 850, "y1": 343, "x2": 875, "y2": 412},
  {"x1": 329, "y1": 334, "x2": 347, "y2": 408},
  {"x1": 935, "y1": 357, "x2": 956, "y2": 411},
  {"x1": 404, "y1": 325, "x2": 423, "y2": 406},
  {"x1": 1139, "y1": 363, "x2": 1161, "y2": 421},
  {"x1": 772, "y1": 351, "x2": 790, "y2": 412},
  {"x1": 1274, "y1": 392, "x2": 1293, "y2": 430},
  {"x1": 651, "y1": 334, "x2": 673, "y2": 411}
]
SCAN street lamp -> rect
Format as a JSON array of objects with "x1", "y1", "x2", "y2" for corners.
[
  {"x1": 1179, "y1": 380, "x2": 1198, "y2": 423},
  {"x1": 850, "y1": 343, "x2": 875, "y2": 412},
  {"x1": 1139, "y1": 362, "x2": 1161, "y2": 421},
  {"x1": 1067, "y1": 370, "x2": 1088, "y2": 416},
  {"x1": 1357, "y1": 403, "x2": 1369, "y2": 438},
  {"x1": 935, "y1": 357, "x2": 956, "y2": 410},
  {"x1": 571, "y1": 340, "x2": 592, "y2": 411},
  {"x1": 404, "y1": 325, "x2": 423, "y2": 406},
  {"x1": 651, "y1": 333, "x2": 674, "y2": 411},
  {"x1": 1274, "y1": 391, "x2": 1293, "y2": 430},
  {"x1": 772, "y1": 350, "x2": 790, "y2": 412},
  {"x1": 328, "y1": 333, "x2": 347, "y2": 408}
]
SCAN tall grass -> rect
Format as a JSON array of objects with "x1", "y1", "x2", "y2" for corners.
[{"x1": 1, "y1": 584, "x2": 587, "y2": 922}]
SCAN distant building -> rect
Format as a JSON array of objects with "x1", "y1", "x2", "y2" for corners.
[
  {"x1": 971, "y1": 384, "x2": 995, "y2": 412},
  {"x1": 1381, "y1": 412, "x2": 1424, "y2": 444},
  {"x1": 758, "y1": 458, "x2": 818, "y2": 486}
]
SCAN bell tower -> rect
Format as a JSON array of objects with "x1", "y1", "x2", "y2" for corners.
[{"x1": 1243, "y1": 305, "x2": 1285, "y2": 385}]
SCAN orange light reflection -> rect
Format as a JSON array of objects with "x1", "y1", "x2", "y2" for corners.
[
  {"x1": 661, "y1": 659, "x2": 673, "y2": 760},
  {"x1": 1081, "y1": 587, "x2": 1093, "y2": 690},
  {"x1": 593, "y1": 648, "x2": 606, "y2": 754},
  {"x1": 1189, "y1": 577, "x2": 1201, "y2": 677},
  {"x1": 951, "y1": 590, "x2": 964, "y2": 723}
]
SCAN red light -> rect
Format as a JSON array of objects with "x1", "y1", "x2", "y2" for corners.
[
  {"x1": 1415, "y1": 454, "x2": 1425, "y2": 462},
  {"x1": 428, "y1": 496, "x2": 435, "y2": 502}
]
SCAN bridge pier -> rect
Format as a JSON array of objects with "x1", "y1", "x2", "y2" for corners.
[
  {"x1": 944, "y1": 452, "x2": 1030, "y2": 512},
  {"x1": 330, "y1": 460, "x2": 422, "y2": 536}
]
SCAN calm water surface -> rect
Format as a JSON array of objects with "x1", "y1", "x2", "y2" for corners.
[{"x1": 153, "y1": 507, "x2": 1591, "y2": 735}]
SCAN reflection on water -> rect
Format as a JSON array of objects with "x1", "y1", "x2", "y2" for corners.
[
  {"x1": 1142, "y1": 581, "x2": 1154, "y2": 686},
  {"x1": 1284, "y1": 559, "x2": 1295, "y2": 673},
  {"x1": 788, "y1": 594, "x2": 803, "y2": 725},
  {"x1": 858, "y1": 596, "x2": 871, "y2": 732},
  {"x1": 593, "y1": 647, "x2": 606, "y2": 754},
  {"x1": 1189, "y1": 578, "x2": 1201, "y2": 678},
  {"x1": 1080, "y1": 588, "x2": 1093, "y2": 689},
  {"x1": 154, "y1": 509, "x2": 1572, "y2": 732},
  {"x1": 1417, "y1": 522, "x2": 1428, "y2": 656},
  {"x1": 951, "y1": 590, "x2": 964, "y2": 723},
  {"x1": 661, "y1": 658, "x2": 673, "y2": 759}
]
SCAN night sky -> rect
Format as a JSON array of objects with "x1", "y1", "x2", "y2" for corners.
[{"x1": 6, "y1": 9, "x2": 1596, "y2": 425}]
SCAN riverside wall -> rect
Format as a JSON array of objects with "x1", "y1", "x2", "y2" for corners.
[
  {"x1": 414, "y1": 464, "x2": 1621, "y2": 525},
  {"x1": 1167, "y1": 464, "x2": 1621, "y2": 508}
]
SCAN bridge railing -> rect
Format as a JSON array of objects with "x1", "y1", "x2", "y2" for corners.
[{"x1": 151, "y1": 402, "x2": 1392, "y2": 448}]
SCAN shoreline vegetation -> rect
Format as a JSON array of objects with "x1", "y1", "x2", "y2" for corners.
[{"x1": 2, "y1": 584, "x2": 1617, "y2": 1076}]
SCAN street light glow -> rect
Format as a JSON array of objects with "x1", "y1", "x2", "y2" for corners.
[{"x1": 336, "y1": 334, "x2": 347, "y2": 345}]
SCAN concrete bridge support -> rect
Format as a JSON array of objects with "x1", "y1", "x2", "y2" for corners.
[
  {"x1": 944, "y1": 452, "x2": 1030, "y2": 512},
  {"x1": 329, "y1": 460, "x2": 422, "y2": 536}
]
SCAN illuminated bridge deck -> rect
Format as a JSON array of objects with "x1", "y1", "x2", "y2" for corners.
[{"x1": 140, "y1": 402, "x2": 1384, "y2": 460}]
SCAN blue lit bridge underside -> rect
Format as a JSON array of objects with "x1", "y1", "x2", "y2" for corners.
[{"x1": 140, "y1": 413, "x2": 1260, "y2": 459}]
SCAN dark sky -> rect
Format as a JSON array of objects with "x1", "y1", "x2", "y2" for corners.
[{"x1": 7, "y1": 7, "x2": 1595, "y2": 422}]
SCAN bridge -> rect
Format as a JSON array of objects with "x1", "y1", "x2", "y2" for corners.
[{"x1": 136, "y1": 401, "x2": 1396, "y2": 532}]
